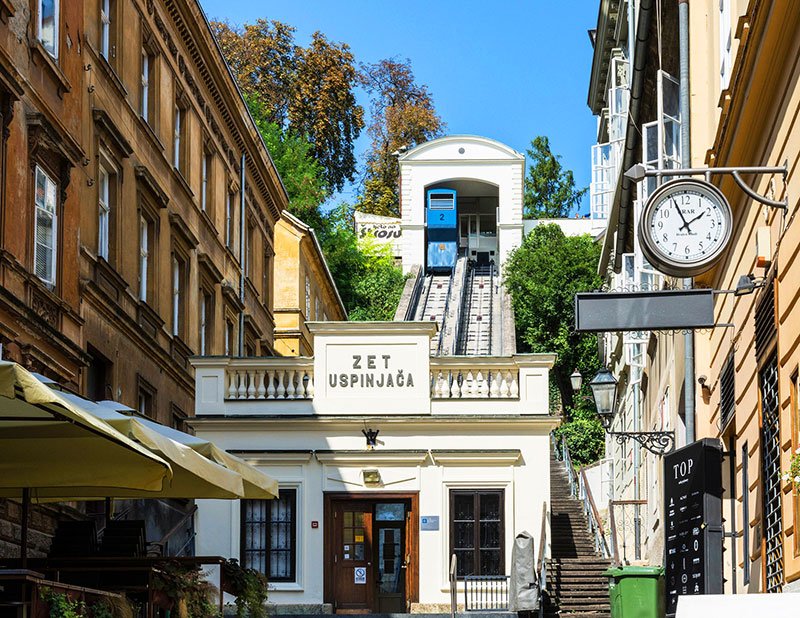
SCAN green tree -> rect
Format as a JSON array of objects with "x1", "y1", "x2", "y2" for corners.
[
  {"x1": 211, "y1": 21, "x2": 364, "y2": 193},
  {"x1": 246, "y1": 93, "x2": 327, "y2": 228},
  {"x1": 318, "y1": 204, "x2": 408, "y2": 321},
  {"x1": 504, "y1": 224, "x2": 602, "y2": 414},
  {"x1": 357, "y1": 58, "x2": 444, "y2": 216},
  {"x1": 524, "y1": 136, "x2": 587, "y2": 219},
  {"x1": 290, "y1": 32, "x2": 365, "y2": 192}
]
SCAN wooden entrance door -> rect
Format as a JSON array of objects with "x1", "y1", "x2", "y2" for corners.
[
  {"x1": 326, "y1": 494, "x2": 418, "y2": 613},
  {"x1": 332, "y1": 502, "x2": 374, "y2": 612}
]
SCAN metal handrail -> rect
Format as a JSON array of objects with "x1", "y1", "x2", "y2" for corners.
[
  {"x1": 553, "y1": 433, "x2": 611, "y2": 559},
  {"x1": 450, "y1": 554, "x2": 457, "y2": 618},
  {"x1": 579, "y1": 468, "x2": 611, "y2": 558},
  {"x1": 609, "y1": 501, "x2": 620, "y2": 565},
  {"x1": 536, "y1": 501, "x2": 547, "y2": 618}
]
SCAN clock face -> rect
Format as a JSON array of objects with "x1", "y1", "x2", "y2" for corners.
[{"x1": 639, "y1": 179, "x2": 732, "y2": 277}]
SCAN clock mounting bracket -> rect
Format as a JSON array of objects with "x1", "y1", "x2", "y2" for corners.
[{"x1": 625, "y1": 162, "x2": 789, "y2": 210}]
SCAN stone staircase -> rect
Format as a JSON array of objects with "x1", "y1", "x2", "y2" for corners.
[{"x1": 546, "y1": 452, "x2": 611, "y2": 618}]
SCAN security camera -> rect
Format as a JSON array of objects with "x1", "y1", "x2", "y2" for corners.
[{"x1": 698, "y1": 375, "x2": 708, "y2": 386}]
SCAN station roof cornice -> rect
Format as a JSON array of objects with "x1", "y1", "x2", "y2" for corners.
[{"x1": 400, "y1": 135, "x2": 525, "y2": 162}]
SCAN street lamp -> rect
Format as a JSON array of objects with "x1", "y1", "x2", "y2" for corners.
[
  {"x1": 570, "y1": 369, "x2": 583, "y2": 392},
  {"x1": 578, "y1": 368, "x2": 676, "y2": 456},
  {"x1": 588, "y1": 367, "x2": 617, "y2": 429}
]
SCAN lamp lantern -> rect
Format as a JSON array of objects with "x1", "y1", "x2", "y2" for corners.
[
  {"x1": 570, "y1": 369, "x2": 583, "y2": 392},
  {"x1": 589, "y1": 367, "x2": 618, "y2": 429}
]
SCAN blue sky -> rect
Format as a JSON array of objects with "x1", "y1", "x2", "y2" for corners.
[{"x1": 200, "y1": 0, "x2": 599, "y2": 213}]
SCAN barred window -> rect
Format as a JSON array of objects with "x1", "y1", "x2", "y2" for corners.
[
  {"x1": 450, "y1": 489, "x2": 504, "y2": 576},
  {"x1": 719, "y1": 353, "x2": 735, "y2": 430},
  {"x1": 241, "y1": 489, "x2": 297, "y2": 582}
]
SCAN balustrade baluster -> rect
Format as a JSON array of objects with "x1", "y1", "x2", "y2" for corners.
[
  {"x1": 247, "y1": 370, "x2": 256, "y2": 399},
  {"x1": 509, "y1": 371, "x2": 519, "y2": 397},
  {"x1": 266, "y1": 370, "x2": 276, "y2": 399},
  {"x1": 256, "y1": 371, "x2": 266, "y2": 399},
  {"x1": 450, "y1": 372, "x2": 461, "y2": 398},
  {"x1": 236, "y1": 371, "x2": 247, "y2": 399},
  {"x1": 227, "y1": 371, "x2": 238, "y2": 399},
  {"x1": 489, "y1": 370, "x2": 500, "y2": 398},
  {"x1": 305, "y1": 370, "x2": 315, "y2": 398},
  {"x1": 464, "y1": 370, "x2": 474, "y2": 397},
  {"x1": 499, "y1": 372, "x2": 510, "y2": 397},
  {"x1": 476, "y1": 370, "x2": 488, "y2": 397},
  {"x1": 276, "y1": 371, "x2": 286, "y2": 399},
  {"x1": 286, "y1": 370, "x2": 297, "y2": 399}
]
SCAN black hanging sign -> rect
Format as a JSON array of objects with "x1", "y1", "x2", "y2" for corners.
[{"x1": 663, "y1": 439, "x2": 723, "y2": 617}]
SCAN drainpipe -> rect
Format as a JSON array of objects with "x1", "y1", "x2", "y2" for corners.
[
  {"x1": 239, "y1": 153, "x2": 246, "y2": 356},
  {"x1": 678, "y1": 0, "x2": 695, "y2": 443}
]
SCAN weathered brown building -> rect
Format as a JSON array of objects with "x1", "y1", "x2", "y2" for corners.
[{"x1": 0, "y1": 0, "x2": 345, "y2": 556}]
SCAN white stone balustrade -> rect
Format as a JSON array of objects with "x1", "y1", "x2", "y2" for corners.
[
  {"x1": 192, "y1": 352, "x2": 554, "y2": 416},
  {"x1": 429, "y1": 363, "x2": 520, "y2": 399},
  {"x1": 225, "y1": 358, "x2": 315, "y2": 400}
]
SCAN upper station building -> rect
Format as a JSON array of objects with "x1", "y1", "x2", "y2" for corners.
[
  {"x1": 192, "y1": 135, "x2": 559, "y2": 613},
  {"x1": 398, "y1": 135, "x2": 525, "y2": 273}
]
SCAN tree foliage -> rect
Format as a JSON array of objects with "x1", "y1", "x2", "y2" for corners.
[
  {"x1": 504, "y1": 224, "x2": 602, "y2": 413},
  {"x1": 357, "y1": 58, "x2": 444, "y2": 217},
  {"x1": 246, "y1": 93, "x2": 327, "y2": 229},
  {"x1": 211, "y1": 20, "x2": 364, "y2": 192},
  {"x1": 524, "y1": 136, "x2": 587, "y2": 219},
  {"x1": 505, "y1": 223, "x2": 605, "y2": 463},
  {"x1": 317, "y1": 205, "x2": 408, "y2": 321}
]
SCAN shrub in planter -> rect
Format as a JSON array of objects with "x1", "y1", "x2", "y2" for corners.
[
  {"x1": 152, "y1": 561, "x2": 218, "y2": 618},
  {"x1": 222, "y1": 559, "x2": 269, "y2": 618}
]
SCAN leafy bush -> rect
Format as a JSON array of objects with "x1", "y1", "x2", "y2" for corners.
[
  {"x1": 222, "y1": 559, "x2": 269, "y2": 618},
  {"x1": 554, "y1": 405, "x2": 605, "y2": 467}
]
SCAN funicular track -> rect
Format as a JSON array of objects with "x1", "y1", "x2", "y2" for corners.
[
  {"x1": 413, "y1": 272, "x2": 454, "y2": 354},
  {"x1": 456, "y1": 263, "x2": 495, "y2": 355}
]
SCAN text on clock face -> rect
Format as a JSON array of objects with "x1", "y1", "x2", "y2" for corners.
[{"x1": 649, "y1": 190, "x2": 726, "y2": 262}]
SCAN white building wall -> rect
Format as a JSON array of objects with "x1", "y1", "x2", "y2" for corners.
[{"x1": 194, "y1": 425, "x2": 552, "y2": 607}]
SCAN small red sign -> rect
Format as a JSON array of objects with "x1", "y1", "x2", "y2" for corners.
[{"x1": 311, "y1": 521, "x2": 319, "y2": 529}]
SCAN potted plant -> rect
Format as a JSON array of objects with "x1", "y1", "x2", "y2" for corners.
[
  {"x1": 221, "y1": 559, "x2": 268, "y2": 618},
  {"x1": 152, "y1": 561, "x2": 217, "y2": 618}
]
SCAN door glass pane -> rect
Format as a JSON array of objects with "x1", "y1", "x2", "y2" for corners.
[
  {"x1": 377, "y1": 527, "x2": 401, "y2": 592},
  {"x1": 376, "y1": 504, "x2": 404, "y2": 521}
]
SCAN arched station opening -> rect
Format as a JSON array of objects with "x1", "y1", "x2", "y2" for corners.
[{"x1": 425, "y1": 179, "x2": 499, "y2": 271}]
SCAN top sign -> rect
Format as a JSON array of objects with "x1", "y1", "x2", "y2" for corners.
[{"x1": 663, "y1": 439, "x2": 723, "y2": 617}]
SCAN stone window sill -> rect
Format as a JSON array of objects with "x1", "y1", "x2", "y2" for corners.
[{"x1": 30, "y1": 40, "x2": 71, "y2": 97}]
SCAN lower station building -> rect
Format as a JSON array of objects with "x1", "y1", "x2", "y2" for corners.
[
  {"x1": 191, "y1": 135, "x2": 559, "y2": 612},
  {"x1": 191, "y1": 323, "x2": 555, "y2": 612}
]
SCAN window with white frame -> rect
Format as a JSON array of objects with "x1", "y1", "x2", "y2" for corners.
[
  {"x1": 241, "y1": 489, "x2": 297, "y2": 581},
  {"x1": 199, "y1": 290, "x2": 213, "y2": 355},
  {"x1": 173, "y1": 104, "x2": 186, "y2": 172},
  {"x1": 100, "y1": 0, "x2": 114, "y2": 61},
  {"x1": 171, "y1": 255, "x2": 184, "y2": 338},
  {"x1": 305, "y1": 276, "x2": 311, "y2": 318},
  {"x1": 138, "y1": 214, "x2": 156, "y2": 303},
  {"x1": 225, "y1": 190, "x2": 233, "y2": 249},
  {"x1": 38, "y1": 0, "x2": 59, "y2": 58},
  {"x1": 98, "y1": 166, "x2": 110, "y2": 260},
  {"x1": 719, "y1": 0, "x2": 732, "y2": 90},
  {"x1": 34, "y1": 166, "x2": 58, "y2": 288},
  {"x1": 201, "y1": 152, "x2": 212, "y2": 212},
  {"x1": 225, "y1": 318, "x2": 234, "y2": 356},
  {"x1": 140, "y1": 47, "x2": 156, "y2": 124}
]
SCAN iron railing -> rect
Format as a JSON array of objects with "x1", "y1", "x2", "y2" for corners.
[
  {"x1": 463, "y1": 575, "x2": 510, "y2": 611},
  {"x1": 536, "y1": 501, "x2": 547, "y2": 618}
]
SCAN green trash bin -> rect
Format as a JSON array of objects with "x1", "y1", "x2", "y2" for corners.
[{"x1": 603, "y1": 565, "x2": 665, "y2": 618}]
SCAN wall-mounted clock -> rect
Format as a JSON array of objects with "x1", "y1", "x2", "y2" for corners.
[{"x1": 638, "y1": 179, "x2": 733, "y2": 277}]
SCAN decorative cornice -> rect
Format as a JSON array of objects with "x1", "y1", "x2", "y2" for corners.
[
  {"x1": 315, "y1": 450, "x2": 429, "y2": 466},
  {"x1": 135, "y1": 166, "x2": 169, "y2": 208},
  {"x1": 429, "y1": 449, "x2": 521, "y2": 466},
  {"x1": 92, "y1": 109, "x2": 133, "y2": 157}
]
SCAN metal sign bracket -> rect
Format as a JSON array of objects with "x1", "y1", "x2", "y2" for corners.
[{"x1": 625, "y1": 163, "x2": 789, "y2": 210}]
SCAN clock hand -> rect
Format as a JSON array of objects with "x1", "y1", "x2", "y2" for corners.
[
  {"x1": 684, "y1": 210, "x2": 706, "y2": 231},
  {"x1": 671, "y1": 198, "x2": 690, "y2": 231}
]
